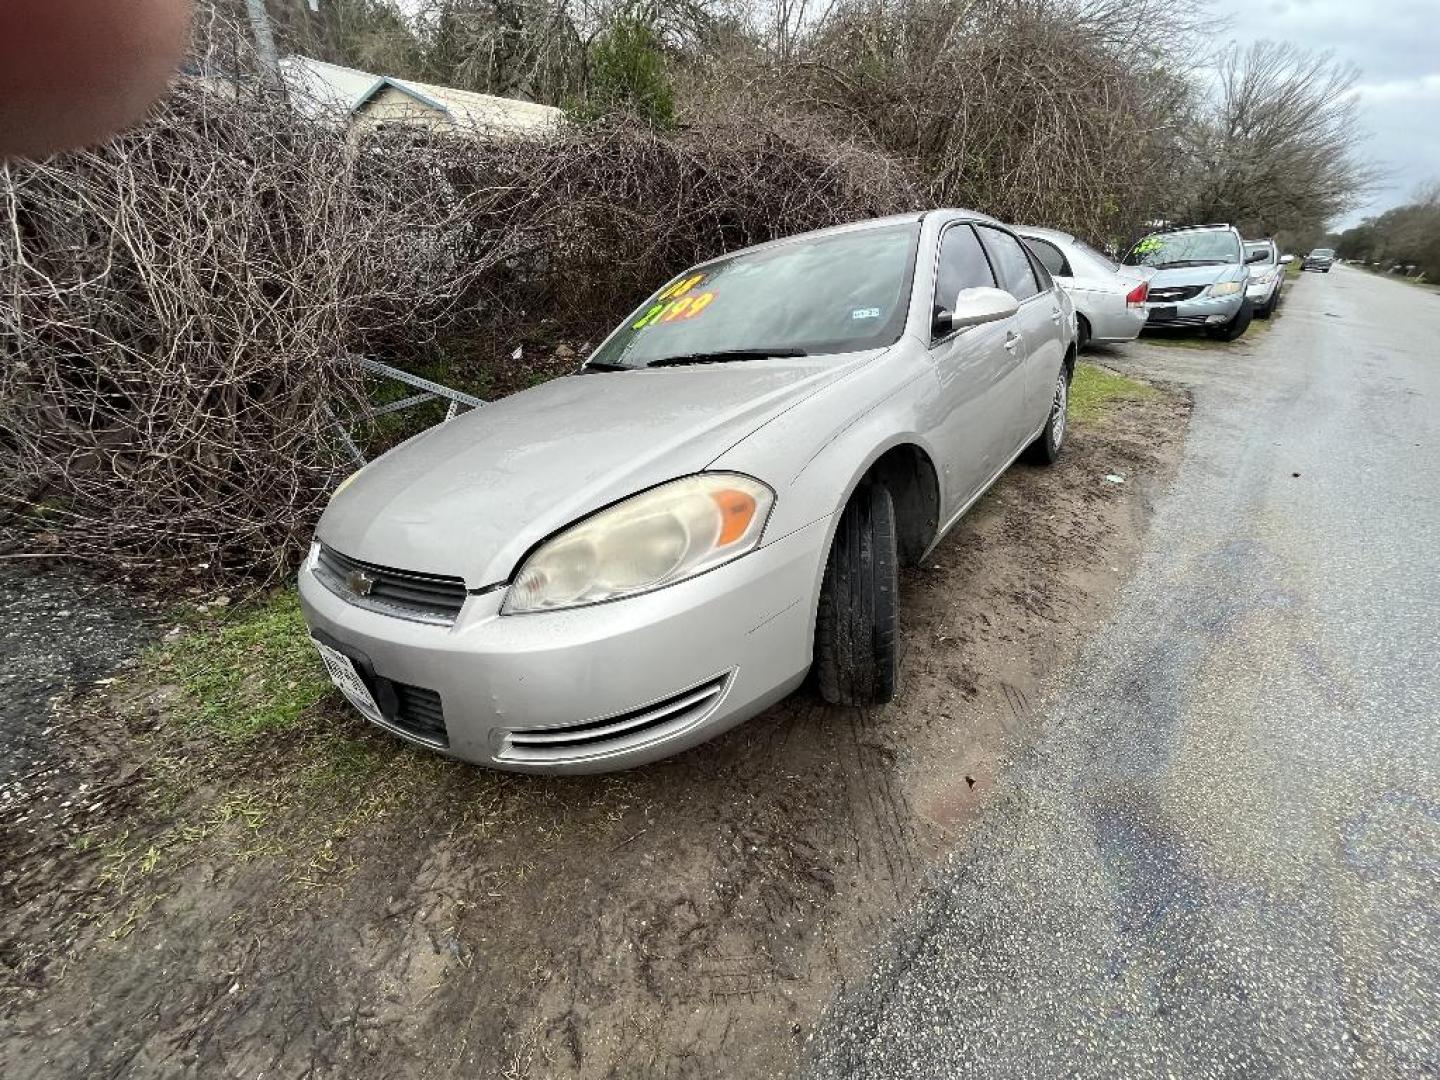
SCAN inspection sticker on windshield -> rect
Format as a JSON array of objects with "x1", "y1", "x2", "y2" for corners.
[
  {"x1": 851, "y1": 307, "x2": 881, "y2": 320},
  {"x1": 312, "y1": 639, "x2": 384, "y2": 724}
]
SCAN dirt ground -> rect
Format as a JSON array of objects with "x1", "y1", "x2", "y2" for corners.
[{"x1": 1, "y1": 377, "x2": 1190, "y2": 1080}]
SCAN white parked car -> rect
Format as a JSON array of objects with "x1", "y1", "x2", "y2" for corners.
[
  {"x1": 1018, "y1": 227, "x2": 1151, "y2": 349},
  {"x1": 1242, "y1": 239, "x2": 1289, "y2": 318}
]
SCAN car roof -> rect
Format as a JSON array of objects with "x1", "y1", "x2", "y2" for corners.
[
  {"x1": 1014, "y1": 225, "x2": 1076, "y2": 244},
  {"x1": 1150, "y1": 223, "x2": 1236, "y2": 235}
]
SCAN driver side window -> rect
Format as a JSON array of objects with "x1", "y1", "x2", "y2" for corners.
[{"x1": 933, "y1": 224, "x2": 997, "y2": 340}]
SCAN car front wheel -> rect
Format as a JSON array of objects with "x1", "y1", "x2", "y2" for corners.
[
  {"x1": 1207, "y1": 300, "x2": 1253, "y2": 341},
  {"x1": 815, "y1": 483, "x2": 898, "y2": 706}
]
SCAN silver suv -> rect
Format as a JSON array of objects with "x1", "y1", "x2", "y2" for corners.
[{"x1": 1122, "y1": 224, "x2": 1253, "y2": 341}]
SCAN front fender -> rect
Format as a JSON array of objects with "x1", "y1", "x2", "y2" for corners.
[
  {"x1": 710, "y1": 338, "x2": 941, "y2": 547},
  {"x1": 708, "y1": 341, "x2": 949, "y2": 661}
]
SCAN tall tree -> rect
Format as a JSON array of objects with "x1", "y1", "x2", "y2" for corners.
[{"x1": 1184, "y1": 41, "x2": 1378, "y2": 236}]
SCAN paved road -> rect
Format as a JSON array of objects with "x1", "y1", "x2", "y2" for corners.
[{"x1": 805, "y1": 266, "x2": 1440, "y2": 1078}]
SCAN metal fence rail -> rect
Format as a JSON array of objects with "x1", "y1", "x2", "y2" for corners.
[{"x1": 334, "y1": 355, "x2": 487, "y2": 466}]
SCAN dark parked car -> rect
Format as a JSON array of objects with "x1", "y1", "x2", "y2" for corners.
[{"x1": 1303, "y1": 248, "x2": 1336, "y2": 272}]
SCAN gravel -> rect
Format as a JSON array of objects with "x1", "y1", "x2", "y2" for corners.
[{"x1": 0, "y1": 565, "x2": 160, "y2": 786}]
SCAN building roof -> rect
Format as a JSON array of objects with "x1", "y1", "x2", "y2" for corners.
[{"x1": 278, "y1": 56, "x2": 563, "y2": 134}]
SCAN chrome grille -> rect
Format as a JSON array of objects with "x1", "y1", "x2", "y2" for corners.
[
  {"x1": 314, "y1": 545, "x2": 467, "y2": 624},
  {"x1": 1147, "y1": 284, "x2": 1205, "y2": 302},
  {"x1": 499, "y1": 673, "x2": 731, "y2": 764}
]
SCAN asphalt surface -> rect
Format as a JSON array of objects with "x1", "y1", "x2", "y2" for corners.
[{"x1": 805, "y1": 267, "x2": 1440, "y2": 1078}]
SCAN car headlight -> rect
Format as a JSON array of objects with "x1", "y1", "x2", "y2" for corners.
[
  {"x1": 504, "y1": 473, "x2": 774, "y2": 613},
  {"x1": 1208, "y1": 280, "x2": 1243, "y2": 297}
]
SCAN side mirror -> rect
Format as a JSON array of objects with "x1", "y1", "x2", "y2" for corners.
[
  {"x1": 938, "y1": 287, "x2": 1019, "y2": 335},
  {"x1": 1245, "y1": 249, "x2": 1270, "y2": 264},
  {"x1": 1280, "y1": 254, "x2": 1294, "y2": 264}
]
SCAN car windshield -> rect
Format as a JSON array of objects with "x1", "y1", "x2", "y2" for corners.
[
  {"x1": 588, "y1": 223, "x2": 921, "y2": 369},
  {"x1": 1123, "y1": 230, "x2": 1241, "y2": 269},
  {"x1": 1312, "y1": 248, "x2": 1335, "y2": 256},
  {"x1": 1244, "y1": 242, "x2": 1277, "y2": 265}
]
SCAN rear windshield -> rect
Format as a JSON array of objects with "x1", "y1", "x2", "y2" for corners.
[
  {"x1": 1075, "y1": 239, "x2": 1119, "y2": 271},
  {"x1": 1124, "y1": 230, "x2": 1242, "y2": 269},
  {"x1": 1244, "y1": 242, "x2": 1277, "y2": 264},
  {"x1": 589, "y1": 223, "x2": 921, "y2": 368}
]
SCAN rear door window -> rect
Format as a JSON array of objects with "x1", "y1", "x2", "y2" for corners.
[
  {"x1": 1023, "y1": 237, "x2": 1070, "y2": 278},
  {"x1": 978, "y1": 226, "x2": 1041, "y2": 301}
]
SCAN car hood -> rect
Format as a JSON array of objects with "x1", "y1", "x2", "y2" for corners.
[
  {"x1": 1143, "y1": 264, "x2": 1247, "y2": 289},
  {"x1": 318, "y1": 351, "x2": 882, "y2": 587}
]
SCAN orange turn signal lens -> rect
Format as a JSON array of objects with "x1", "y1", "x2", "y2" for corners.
[{"x1": 712, "y1": 489, "x2": 758, "y2": 546}]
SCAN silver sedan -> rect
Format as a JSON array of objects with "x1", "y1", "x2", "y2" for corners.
[
  {"x1": 299, "y1": 210, "x2": 1077, "y2": 773},
  {"x1": 1018, "y1": 226, "x2": 1151, "y2": 349}
]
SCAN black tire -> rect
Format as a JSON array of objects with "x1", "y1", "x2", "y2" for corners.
[
  {"x1": 1207, "y1": 300, "x2": 1253, "y2": 341},
  {"x1": 1076, "y1": 314, "x2": 1092, "y2": 353},
  {"x1": 1023, "y1": 363, "x2": 1070, "y2": 466},
  {"x1": 815, "y1": 483, "x2": 898, "y2": 707},
  {"x1": 1256, "y1": 288, "x2": 1279, "y2": 319}
]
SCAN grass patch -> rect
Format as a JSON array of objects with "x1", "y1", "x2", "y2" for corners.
[
  {"x1": 1070, "y1": 361, "x2": 1157, "y2": 424},
  {"x1": 151, "y1": 590, "x2": 330, "y2": 742}
]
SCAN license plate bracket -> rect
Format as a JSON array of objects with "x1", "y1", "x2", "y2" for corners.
[
  {"x1": 1149, "y1": 304, "x2": 1178, "y2": 321},
  {"x1": 313, "y1": 638, "x2": 385, "y2": 724}
]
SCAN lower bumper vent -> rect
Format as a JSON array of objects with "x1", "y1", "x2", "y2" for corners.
[
  {"x1": 389, "y1": 682, "x2": 447, "y2": 746},
  {"x1": 500, "y1": 673, "x2": 731, "y2": 764}
]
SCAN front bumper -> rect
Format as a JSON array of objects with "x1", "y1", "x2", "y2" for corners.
[
  {"x1": 1143, "y1": 290, "x2": 1245, "y2": 329},
  {"x1": 298, "y1": 516, "x2": 832, "y2": 774}
]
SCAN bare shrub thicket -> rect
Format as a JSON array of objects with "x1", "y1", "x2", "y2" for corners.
[
  {"x1": 1, "y1": 73, "x2": 918, "y2": 583},
  {"x1": 0, "y1": 79, "x2": 505, "y2": 579},
  {"x1": 437, "y1": 109, "x2": 920, "y2": 341},
  {"x1": 766, "y1": 0, "x2": 1200, "y2": 241}
]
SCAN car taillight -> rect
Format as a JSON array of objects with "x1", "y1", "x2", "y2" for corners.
[{"x1": 1125, "y1": 281, "x2": 1149, "y2": 308}]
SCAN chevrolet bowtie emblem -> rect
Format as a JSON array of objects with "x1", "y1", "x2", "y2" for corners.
[{"x1": 345, "y1": 569, "x2": 376, "y2": 597}]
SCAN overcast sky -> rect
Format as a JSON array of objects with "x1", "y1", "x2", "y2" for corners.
[{"x1": 1206, "y1": 0, "x2": 1440, "y2": 228}]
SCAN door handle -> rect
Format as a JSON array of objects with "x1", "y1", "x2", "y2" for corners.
[
  {"x1": 1049, "y1": 309, "x2": 1062, "y2": 323},
  {"x1": 1004, "y1": 332, "x2": 1021, "y2": 354}
]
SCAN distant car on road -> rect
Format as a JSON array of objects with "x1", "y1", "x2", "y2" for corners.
[
  {"x1": 1242, "y1": 239, "x2": 1290, "y2": 318},
  {"x1": 1303, "y1": 248, "x2": 1336, "y2": 272},
  {"x1": 1018, "y1": 226, "x2": 1151, "y2": 349},
  {"x1": 300, "y1": 210, "x2": 1078, "y2": 773},
  {"x1": 1122, "y1": 224, "x2": 1253, "y2": 341}
]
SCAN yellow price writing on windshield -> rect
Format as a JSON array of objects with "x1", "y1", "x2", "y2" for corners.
[{"x1": 633, "y1": 276, "x2": 717, "y2": 329}]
